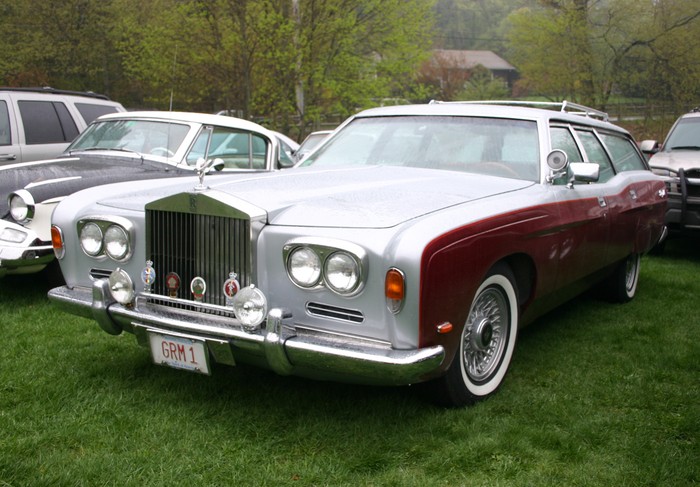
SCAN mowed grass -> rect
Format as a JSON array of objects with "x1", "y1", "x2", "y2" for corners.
[{"x1": 1, "y1": 239, "x2": 698, "y2": 486}]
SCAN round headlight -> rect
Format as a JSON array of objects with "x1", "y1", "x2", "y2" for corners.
[
  {"x1": 232, "y1": 285, "x2": 268, "y2": 331},
  {"x1": 287, "y1": 246, "x2": 322, "y2": 287},
  {"x1": 80, "y1": 222, "x2": 103, "y2": 256},
  {"x1": 325, "y1": 251, "x2": 360, "y2": 294},
  {"x1": 104, "y1": 225, "x2": 129, "y2": 260},
  {"x1": 9, "y1": 193, "x2": 33, "y2": 223},
  {"x1": 108, "y1": 268, "x2": 135, "y2": 305}
]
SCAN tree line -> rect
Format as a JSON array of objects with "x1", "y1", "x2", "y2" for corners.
[{"x1": 1, "y1": 0, "x2": 698, "y2": 139}]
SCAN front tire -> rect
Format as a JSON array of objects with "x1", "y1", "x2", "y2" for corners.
[{"x1": 431, "y1": 264, "x2": 519, "y2": 407}]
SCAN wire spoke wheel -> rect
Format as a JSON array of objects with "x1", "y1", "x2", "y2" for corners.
[{"x1": 463, "y1": 286, "x2": 508, "y2": 383}]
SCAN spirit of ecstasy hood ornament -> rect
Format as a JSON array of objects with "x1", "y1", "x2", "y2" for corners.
[{"x1": 194, "y1": 157, "x2": 224, "y2": 191}]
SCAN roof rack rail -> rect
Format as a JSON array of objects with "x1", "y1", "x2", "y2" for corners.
[
  {"x1": 429, "y1": 99, "x2": 609, "y2": 122},
  {"x1": 0, "y1": 86, "x2": 111, "y2": 100}
]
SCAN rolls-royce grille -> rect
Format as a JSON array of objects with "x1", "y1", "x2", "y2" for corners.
[{"x1": 146, "y1": 209, "x2": 251, "y2": 310}]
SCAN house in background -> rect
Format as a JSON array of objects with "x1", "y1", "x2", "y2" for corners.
[{"x1": 419, "y1": 49, "x2": 518, "y2": 100}]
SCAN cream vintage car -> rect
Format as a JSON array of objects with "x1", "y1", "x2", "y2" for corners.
[{"x1": 48, "y1": 101, "x2": 667, "y2": 407}]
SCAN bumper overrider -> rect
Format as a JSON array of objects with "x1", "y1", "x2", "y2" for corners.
[
  {"x1": 48, "y1": 279, "x2": 445, "y2": 386},
  {"x1": 0, "y1": 220, "x2": 54, "y2": 277}
]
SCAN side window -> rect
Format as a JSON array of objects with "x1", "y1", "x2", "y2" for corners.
[
  {"x1": 187, "y1": 127, "x2": 268, "y2": 169},
  {"x1": 75, "y1": 103, "x2": 120, "y2": 124},
  {"x1": 0, "y1": 101, "x2": 10, "y2": 145},
  {"x1": 575, "y1": 129, "x2": 615, "y2": 183},
  {"x1": 551, "y1": 126, "x2": 583, "y2": 162},
  {"x1": 599, "y1": 133, "x2": 647, "y2": 172},
  {"x1": 18, "y1": 101, "x2": 79, "y2": 144},
  {"x1": 550, "y1": 126, "x2": 583, "y2": 185}
]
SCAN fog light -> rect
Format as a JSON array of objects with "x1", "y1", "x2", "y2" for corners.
[
  {"x1": 109, "y1": 268, "x2": 135, "y2": 305},
  {"x1": 232, "y1": 285, "x2": 268, "y2": 331},
  {"x1": 0, "y1": 227, "x2": 28, "y2": 243}
]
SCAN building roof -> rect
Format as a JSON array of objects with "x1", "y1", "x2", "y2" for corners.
[{"x1": 431, "y1": 50, "x2": 516, "y2": 71}]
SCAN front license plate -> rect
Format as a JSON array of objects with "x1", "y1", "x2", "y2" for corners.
[{"x1": 148, "y1": 332, "x2": 210, "y2": 375}]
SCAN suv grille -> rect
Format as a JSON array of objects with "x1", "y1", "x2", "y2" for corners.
[{"x1": 146, "y1": 208, "x2": 252, "y2": 308}]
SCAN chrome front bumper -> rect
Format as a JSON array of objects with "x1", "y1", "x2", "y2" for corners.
[{"x1": 48, "y1": 280, "x2": 445, "y2": 386}]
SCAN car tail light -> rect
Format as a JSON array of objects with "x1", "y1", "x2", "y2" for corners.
[{"x1": 51, "y1": 225, "x2": 65, "y2": 259}]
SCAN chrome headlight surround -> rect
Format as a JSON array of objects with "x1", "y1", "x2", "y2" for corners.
[
  {"x1": 77, "y1": 216, "x2": 135, "y2": 262},
  {"x1": 8, "y1": 190, "x2": 35, "y2": 224},
  {"x1": 283, "y1": 238, "x2": 367, "y2": 296}
]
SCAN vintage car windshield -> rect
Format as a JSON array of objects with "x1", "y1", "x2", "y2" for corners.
[
  {"x1": 67, "y1": 120, "x2": 191, "y2": 156},
  {"x1": 664, "y1": 117, "x2": 700, "y2": 150},
  {"x1": 302, "y1": 116, "x2": 540, "y2": 181}
]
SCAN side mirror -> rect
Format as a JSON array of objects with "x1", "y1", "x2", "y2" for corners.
[
  {"x1": 568, "y1": 162, "x2": 599, "y2": 187},
  {"x1": 639, "y1": 140, "x2": 659, "y2": 154}
]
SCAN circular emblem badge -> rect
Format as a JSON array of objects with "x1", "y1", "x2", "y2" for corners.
[
  {"x1": 190, "y1": 276, "x2": 207, "y2": 301},
  {"x1": 165, "y1": 272, "x2": 181, "y2": 297}
]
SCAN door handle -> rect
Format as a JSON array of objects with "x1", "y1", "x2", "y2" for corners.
[{"x1": 0, "y1": 153, "x2": 17, "y2": 161}]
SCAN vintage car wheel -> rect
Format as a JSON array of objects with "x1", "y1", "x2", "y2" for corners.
[
  {"x1": 431, "y1": 264, "x2": 519, "y2": 407},
  {"x1": 604, "y1": 253, "x2": 640, "y2": 303}
]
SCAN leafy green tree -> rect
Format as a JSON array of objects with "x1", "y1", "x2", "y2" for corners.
[
  {"x1": 506, "y1": 0, "x2": 700, "y2": 108},
  {"x1": 0, "y1": 0, "x2": 119, "y2": 95}
]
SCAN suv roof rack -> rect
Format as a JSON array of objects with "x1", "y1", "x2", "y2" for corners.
[
  {"x1": 429, "y1": 99, "x2": 609, "y2": 122},
  {"x1": 0, "y1": 86, "x2": 111, "y2": 100}
]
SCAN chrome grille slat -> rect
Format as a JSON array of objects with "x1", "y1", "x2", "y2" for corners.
[{"x1": 146, "y1": 209, "x2": 251, "y2": 310}]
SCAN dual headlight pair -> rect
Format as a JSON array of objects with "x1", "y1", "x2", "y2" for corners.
[
  {"x1": 78, "y1": 219, "x2": 132, "y2": 261},
  {"x1": 284, "y1": 239, "x2": 366, "y2": 296}
]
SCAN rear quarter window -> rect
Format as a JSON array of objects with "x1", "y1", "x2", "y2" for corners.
[
  {"x1": 599, "y1": 132, "x2": 647, "y2": 172},
  {"x1": 75, "y1": 102, "x2": 120, "y2": 124}
]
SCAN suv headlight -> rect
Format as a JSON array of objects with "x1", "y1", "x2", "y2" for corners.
[{"x1": 8, "y1": 190, "x2": 35, "y2": 223}]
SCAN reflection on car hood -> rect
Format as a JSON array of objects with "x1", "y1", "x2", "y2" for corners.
[
  {"x1": 649, "y1": 150, "x2": 700, "y2": 171},
  {"x1": 0, "y1": 153, "x2": 186, "y2": 217},
  {"x1": 97, "y1": 166, "x2": 535, "y2": 229}
]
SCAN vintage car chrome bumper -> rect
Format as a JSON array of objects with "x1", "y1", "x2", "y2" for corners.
[
  {"x1": 48, "y1": 280, "x2": 446, "y2": 386},
  {"x1": 0, "y1": 220, "x2": 54, "y2": 276}
]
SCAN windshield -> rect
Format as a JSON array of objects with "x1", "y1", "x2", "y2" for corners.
[
  {"x1": 68, "y1": 119, "x2": 191, "y2": 156},
  {"x1": 665, "y1": 117, "x2": 700, "y2": 150},
  {"x1": 301, "y1": 116, "x2": 540, "y2": 181}
]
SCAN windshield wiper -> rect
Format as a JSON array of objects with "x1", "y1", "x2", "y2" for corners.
[
  {"x1": 69, "y1": 146, "x2": 142, "y2": 156},
  {"x1": 669, "y1": 145, "x2": 700, "y2": 151}
]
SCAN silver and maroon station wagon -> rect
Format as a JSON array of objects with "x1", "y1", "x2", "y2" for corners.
[{"x1": 48, "y1": 101, "x2": 667, "y2": 407}]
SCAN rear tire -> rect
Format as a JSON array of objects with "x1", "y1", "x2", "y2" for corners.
[
  {"x1": 430, "y1": 264, "x2": 519, "y2": 407},
  {"x1": 604, "y1": 253, "x2": 640, "y2": 303}
]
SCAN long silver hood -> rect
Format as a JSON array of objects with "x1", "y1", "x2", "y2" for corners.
[{"x1": 95, "y1": 166, "x2": 534, "y2": 229}]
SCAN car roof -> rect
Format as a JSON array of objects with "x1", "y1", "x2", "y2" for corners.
[
  {"x1": 352, "y1": 101, "x2": 628, "y2": 134},
  {"x1": 678, "y1": 109, "x2": 700, "y2": 120},
  {"x1": 95, "y1": 111, "x2": 275, "y2": 137}
]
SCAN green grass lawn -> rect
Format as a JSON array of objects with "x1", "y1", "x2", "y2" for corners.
[{"x1": 1, "y1": 238, "x2": 698, "y2": 486}]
